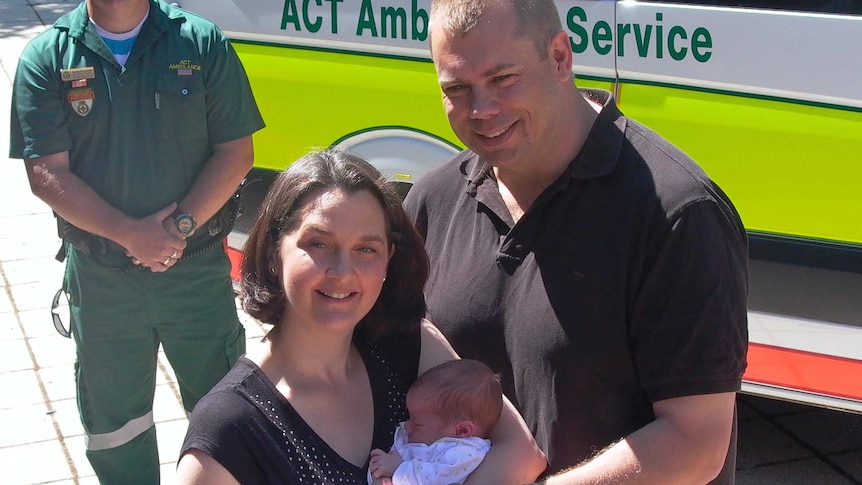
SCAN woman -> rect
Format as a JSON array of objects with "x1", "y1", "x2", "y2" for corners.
[{"x1": 175, "y1": 149, "x2": 545, "y2": 484}]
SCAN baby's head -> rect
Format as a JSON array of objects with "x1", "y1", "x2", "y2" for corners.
[{"x1": 403, "y1": 359, "x2": 503, "y2": 445}]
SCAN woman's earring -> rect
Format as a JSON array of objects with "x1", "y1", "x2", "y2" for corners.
[
  {"x1": 270, "y1": 267, "x2": 277, "y2": 275},
  {"x1": 382, "y1": 277, "x2": 387, "y2": 282}
]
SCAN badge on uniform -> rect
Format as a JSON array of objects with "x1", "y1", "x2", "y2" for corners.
[
  {"x1": 68, "y1": 88, "x2": 95, "y2": 117},
  {"x1": 60, "y1": 66, "x2": 95, "y2": 82},
  {"x1": 61, "y1": 67, "x2": 96, "y2": 117}
]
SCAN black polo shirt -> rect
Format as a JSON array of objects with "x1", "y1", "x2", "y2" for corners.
[{"x1": 403, "y1": 89, "x2": 748, "y2": 480}]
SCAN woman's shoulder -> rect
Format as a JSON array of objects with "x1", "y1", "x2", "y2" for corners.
[
  {"x1": 190, "y1": 358, "x2": 271, "y2": 421},
  {"x1": 183, "y1": 357, "x2": 288, "y2": 457},
  {"x1": 182, "y1": 358, "x2": 301, "y2": 485}
]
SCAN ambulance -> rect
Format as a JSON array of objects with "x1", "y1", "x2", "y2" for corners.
[{"x1": 175, "y1": 0, "x2": 862, "y2": 414}]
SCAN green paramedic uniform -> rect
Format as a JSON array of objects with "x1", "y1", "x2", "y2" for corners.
[{"x1": 9, "y1": 1, "x2": 265, "y2": 483}]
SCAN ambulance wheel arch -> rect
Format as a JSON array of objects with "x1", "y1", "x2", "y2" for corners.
[{"x1": 333, "y1": 128, "x2": 461, "y2": 200}]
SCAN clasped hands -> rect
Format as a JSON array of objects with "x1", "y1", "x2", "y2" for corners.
[{"x1": 125, "y1": 203, "x2": 187, "y2": 272}]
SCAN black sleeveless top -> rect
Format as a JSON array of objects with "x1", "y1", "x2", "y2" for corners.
[{"x1": 181, "y1": 326, "x2": 420, "y2": 484}]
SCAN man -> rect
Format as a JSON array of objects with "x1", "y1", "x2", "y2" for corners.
[
  {"x1": 403, "y1": 0, "x2": 748, "y2": 483},
  {"x1": 9, "y1": 0, "x2": 264, "y2": 483}
]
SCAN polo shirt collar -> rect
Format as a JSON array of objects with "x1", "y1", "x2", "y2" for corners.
[
  {"x1": 462, "y1": 155, "x2": 511, "y2": 224},
  {"x1": 54, "y1": 1, "x2": 186, "y2": 67},
  {"x1": 126, "y1": 1, "x2": 184, "y2": 67},
  {"x1": 54, "y1": 1, "x2": 90, "y2": 38},
  {"x1": 567, "y1": 88, "x2": 627, "y2": 180}
]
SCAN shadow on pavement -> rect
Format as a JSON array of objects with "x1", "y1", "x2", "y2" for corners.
[{"x1": 0, "y1": 0, "x2": 78, "y2": 41}]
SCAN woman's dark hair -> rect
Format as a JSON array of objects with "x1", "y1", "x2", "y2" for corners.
[{"x1": 240, "y1": 148, "x2": 429, "y2": 339}]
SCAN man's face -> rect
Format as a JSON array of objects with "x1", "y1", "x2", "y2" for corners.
[
  {"x1": 87, "y1": 0, "x2": 150, "y2": 25},
  {"x1": 430, "y1": 5, "x2": 569, "y2": 174}
]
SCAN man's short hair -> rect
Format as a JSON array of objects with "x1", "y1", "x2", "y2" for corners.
[{"x1": 430, "y1": 0, "x2": 563, "y2": 57}]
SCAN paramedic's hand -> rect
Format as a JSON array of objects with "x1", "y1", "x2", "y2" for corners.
[
  {"x1": 161, "y1": 210, "x2": 189, "y2": 241},
  {"x1": 124, "y1": 203, "x2": 187, "y2": 272},
  {"x1": 369, "y1": 448, "x2": 403, "y2": 478}
]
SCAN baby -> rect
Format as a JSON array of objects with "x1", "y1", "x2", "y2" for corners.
[{"x1": 368, "y1": 359, "x2": 503, "y2": 485}]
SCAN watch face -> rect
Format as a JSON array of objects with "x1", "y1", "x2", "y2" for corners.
[{"x1": 175, "y1": 214, "x2": 196, "y2": 236}]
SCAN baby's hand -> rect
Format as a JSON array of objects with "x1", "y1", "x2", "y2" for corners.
[
  {"x1": 371, "y1": 477, "x2": 393, "y2": 485},
  {"x1": 369, "y1": 448, "x2": 403, "y2": 478}
]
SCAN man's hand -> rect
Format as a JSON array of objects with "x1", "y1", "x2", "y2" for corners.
[
  {"x1": 123, "y1": 203, "x2": 187, "y2": 272},
  {"x1": 369, "y1": 448, "x2": 403, "y2": 479},
  {"x1": 23, "y1": 152, "x2": 190, "y2": 273}
]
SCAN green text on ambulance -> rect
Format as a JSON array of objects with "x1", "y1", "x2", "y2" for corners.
[{"x1": 279, "y1": 0, "x2": 713, "y2": 63}]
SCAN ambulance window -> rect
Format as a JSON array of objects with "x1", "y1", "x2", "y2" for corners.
[{"x1": 655, "y1": 1, "x2": 862, "y2": 15}]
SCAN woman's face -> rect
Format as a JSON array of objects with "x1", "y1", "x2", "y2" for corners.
[{"x1": 276, "y1": 188, "x2": 391, "y2": 334}]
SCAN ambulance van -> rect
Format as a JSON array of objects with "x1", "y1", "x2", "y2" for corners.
[{"x1": 175, "y1": 0, "x2": 862, "y2": 414}]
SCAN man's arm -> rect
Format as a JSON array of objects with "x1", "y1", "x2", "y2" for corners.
[
  {"x1": 24, "y1": 151, "x2": 184, "y2": 269},
  {"x1": 24, "y1": 135, "x2": 252, "y2": 269},
  {"x1": 169, "y1": 135, "x2": 254, "y2": 233},
  {"x1": 538, "y1": 392, "x2": 736, "y2": 485},
  {"x1": 177, "y1": 30, "x2": 260, "y2": 230}
]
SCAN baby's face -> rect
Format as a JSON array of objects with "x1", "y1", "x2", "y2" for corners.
[{"x1": 404, "y1": 390, "x2": 458, "y2": 445}]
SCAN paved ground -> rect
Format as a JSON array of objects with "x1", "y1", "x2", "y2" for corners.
[{"x1": 1, "y1": 1, "x2": 861, "y2": 484}]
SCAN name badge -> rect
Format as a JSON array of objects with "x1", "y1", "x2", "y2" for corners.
[{"x1": 60, "y1": 67, "x2": 96, "y2": 82}]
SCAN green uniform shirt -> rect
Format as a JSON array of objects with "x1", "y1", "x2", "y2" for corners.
[{"x1": 9, "y1": 0, "x2": 264, "y2": 222}]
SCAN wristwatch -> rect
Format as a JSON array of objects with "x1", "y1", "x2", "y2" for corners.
[{"x1": 172, "y1": 209, "x2": 197, "y2": 237}]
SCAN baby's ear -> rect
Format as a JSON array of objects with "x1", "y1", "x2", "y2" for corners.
[{"x1": 454, "y1": 419, "x2": 477, "y2": 438}]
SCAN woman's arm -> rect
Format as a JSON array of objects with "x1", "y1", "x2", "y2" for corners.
[
  {"x1": 416, "y1": 319, "x2": 459, "y2": 374},
  {"x1": 176, "y1": 449, "x2": 241, "y2": 485},
  {"x1": 418, "y1": 320, "x2": 548, "y2": 484}
]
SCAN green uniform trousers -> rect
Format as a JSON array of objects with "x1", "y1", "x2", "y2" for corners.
[{"x1": 64, "y1": 244, "x2": 245, "y2": 484}]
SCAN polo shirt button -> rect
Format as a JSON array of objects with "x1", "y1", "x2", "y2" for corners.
[
  {"x1": 515, "y1": 244, "x2": 523, "y2": 251},
  {"x1": 181, "y1": 88, "x2": 189, "y2": 95}
]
